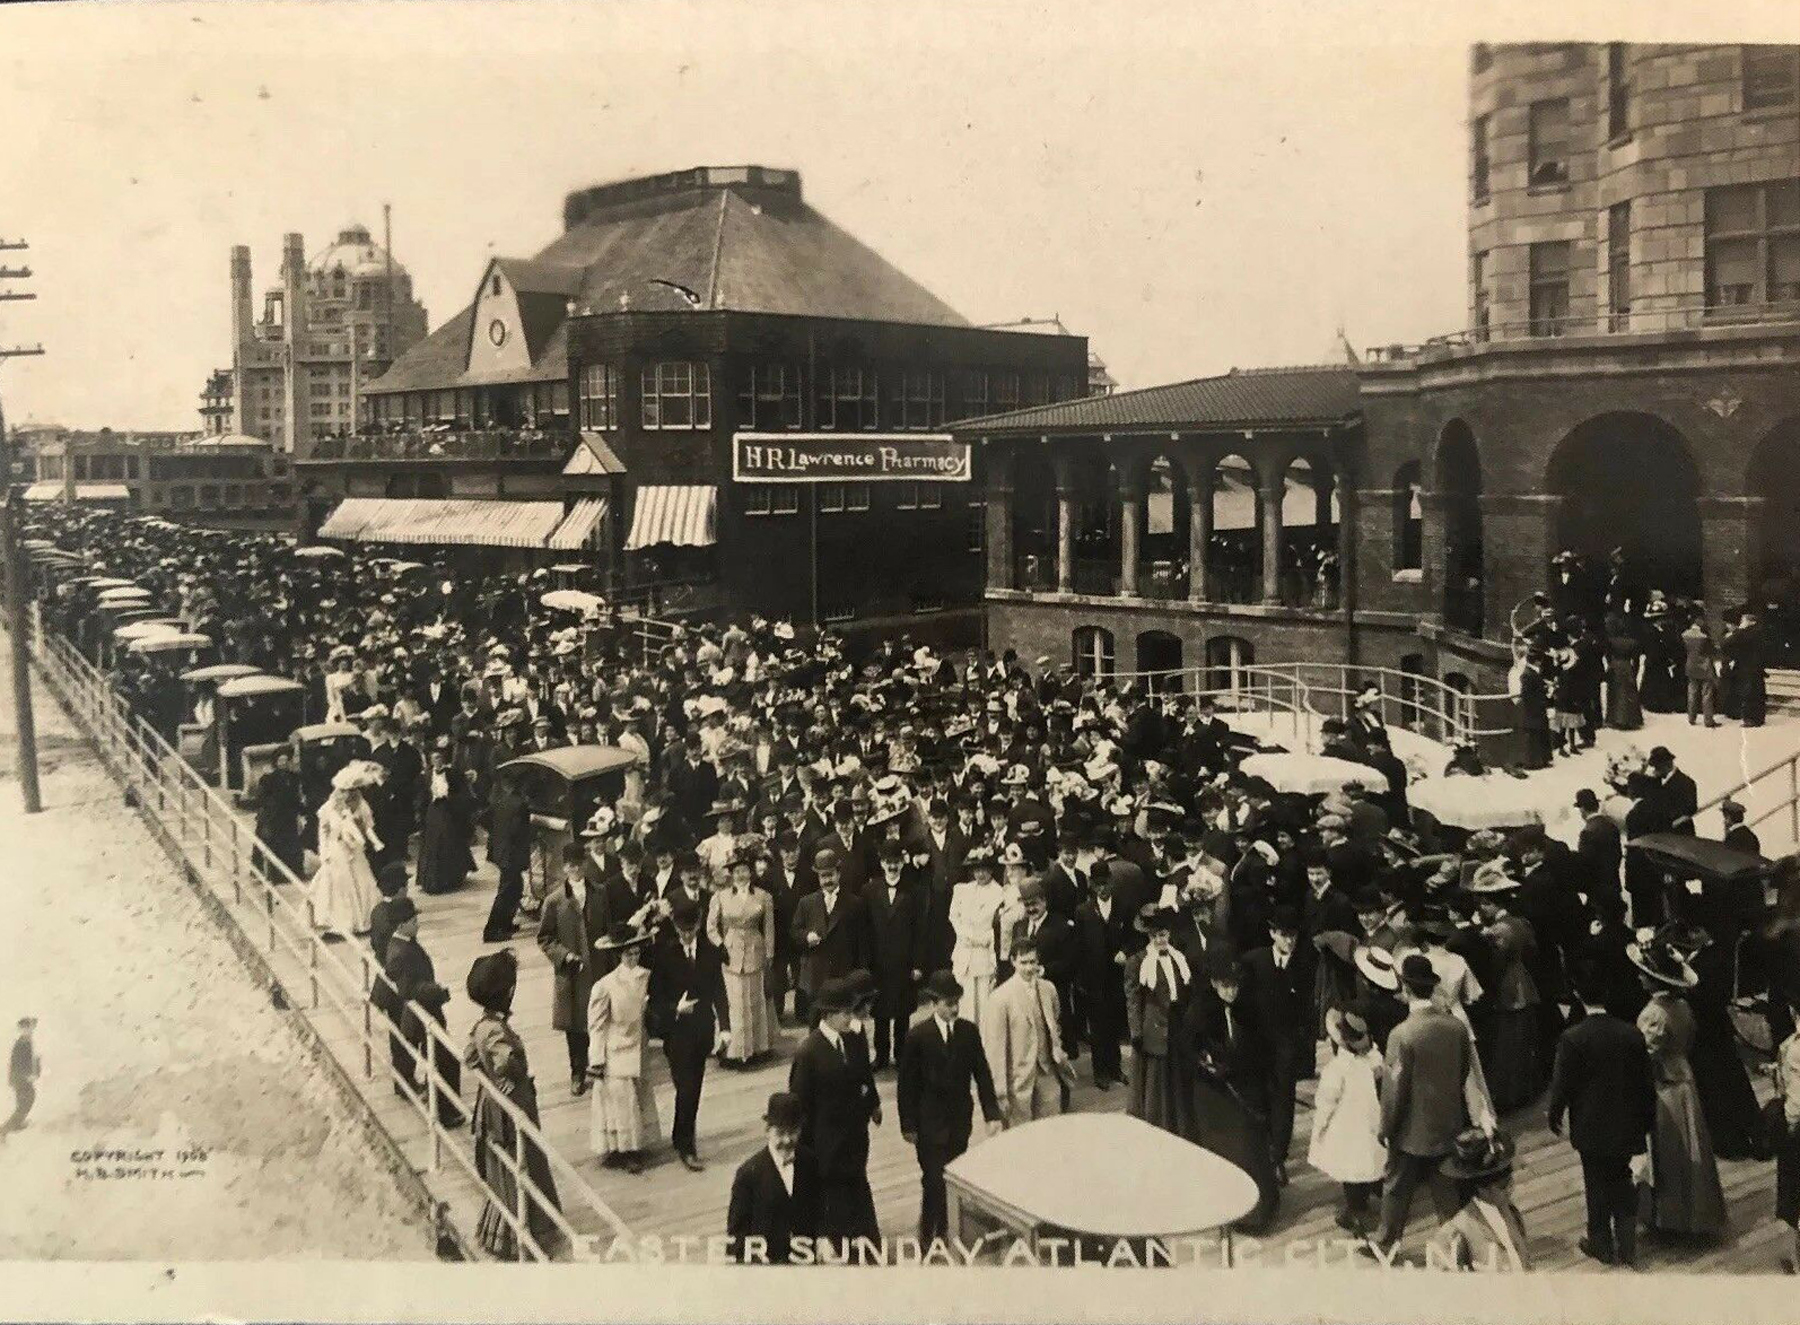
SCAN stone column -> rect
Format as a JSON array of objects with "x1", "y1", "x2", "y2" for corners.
[
  {"x1": 1418, "y1": 489, "x2": 1449, "y2": 622},
  {"x1": 1258, "y1": 468, "x2": 1284, "y2": 605},
  {"x1": 1055, "y1": 471, "x2": 1077, "y2": 593},
  {"x1": 1118, "y1": 476, "x2": 1143, "y2": 597},
  {"x1": 1187, "y1": 470, "x2": 1214, "y2": 603},
  {"x1": 985, "y1": 480, "x2": 1014, "y2": 591},
  {"x1": 1699, "y1": 495, "x2": 1760, "y2": 629},
  {"x1": 1477, "y1": 493, "x2": 1562, "y2": 640}
]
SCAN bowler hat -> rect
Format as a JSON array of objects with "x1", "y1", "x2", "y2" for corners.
[
  {"x1": 1134, "y1": 903, "x2": 1179, "y2": 936},
  {"x1": 669, "y1": 893, "x2": 702, "y2": 930},
  {"x1": 812, "y1": 977, "x2": 854, "y2": 1014},
  {"x1": 813, "y1": 844, "x2": 843, "y2": 874},
  {"x1": 1399, "y1": 952, "x2": 1440, "y2": 993},
  {"x1": 377, "y1": 860, "x2": 411, "y2": 898},
  {"x1": 921, "y1": 970, "x2": 964, "y2": 1004},
  {"x1": 763, "y1": 1091, "x2": 805, "y2": 1131}
]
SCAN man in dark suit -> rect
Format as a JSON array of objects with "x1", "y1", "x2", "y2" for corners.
[
  {"x1": 1241, "y1": 905, "x2": 1310, "y2": 1183},
  {"x1": 366, "y1": 711, "x2": 423, "y2": 872},
  {"x1": 791, "y1": 846, "x2": 873, "y2": 1018},
  {"x1": 726, "y1": 1092, "x2": 819, "y2": 1264},
  {"x1": 1646, "y1": 745, "x2": 1698, "y2": 834},
  {"x1": 898, "y1": 970, "x2": 1003, "y2": 1241},
  {"x1": 648, "y1": 893, "x2": 730, "y2": 1171},
  {"x1": 788, "y1": 978, "x2": 880, "y2": 1243},
  {"x1": 667, "y1": 734, "x2": 719, "y2": 831},
  {"x1": 1547, "y1": 964, "x2": 1656, "y2": 1267},
  {"x1": 863, "y1": 840, "x2": 927, "y2": 1071},
  {"x1": 1038, "y1": 838, "x2": 1084, "y2": 920},
  {"x1": 1573, "y1": 788, "x2": 1623, "y2": 904},
  {"x1": 1073, "y1": 864, "x2": 1132, "y2": 1088},
  {"x1": 1372, "y1": 954, "x2": 1488, "y2": 1254},
  {"x1": 535, "y1": 844, "x2": 611, "y2": 1095}
]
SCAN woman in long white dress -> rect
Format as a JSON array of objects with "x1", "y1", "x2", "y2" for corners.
[
  {"x1": 949, "y1": 851, "x2": 1004, "y2": 1026},
  {"x1": 311, "y1": 775, "x2": 382, "y2": 938},
  {"x1": 587, "y1": 924, "x2": 659, "y2": 1173}
]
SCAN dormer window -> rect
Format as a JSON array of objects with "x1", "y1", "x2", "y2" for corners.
[{"x1": 492, "y1": 274, "x2": 502, "y2": 297}]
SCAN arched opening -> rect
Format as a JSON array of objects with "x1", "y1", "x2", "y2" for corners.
[
  {"x1": 1208, "y1": 454, "x2": 1261, "y2": 604},
  {"x1": 1136, "y1": 630, "x2": 1184, "y2": 693},
  {"x1": 1281, "y1": 456, "x2": 1340, "y2": 608},
  {"x1": 1392, "y1": 461, "x2": 1423, "y2": 573},
  {"x1": 1203, "y1": 634, "x2": 1254, "y2": 697},
  {"x1": 1749, "y1": 418, "x2": 1800, "y2": 664},
  {"x1": 1139, "y1": 454, "x2": 1191, "y2": 599},
  {"x1": 1547, "y1": 412, "x2": 1702, "y2": 603},
  {"x1": 1072, "y1": 625, "x2": 1116, "y2": 681},
  {"x1": 1070, "y1": 457, "x2": 1121, "y2": 595},
  {"x1": 1010, "y1": 448, "x2": 1057, "y2": 590},
  {"x1": 1435, "y1": 422, "x2": 1484, "y2": 635}
]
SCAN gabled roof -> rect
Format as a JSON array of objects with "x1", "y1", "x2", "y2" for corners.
[
  {"x1": 958, "y1": 365, "x2": 1362, "y2": 435},
  {"x1": 367, "y1": 169, "x2": 968, "y2": 396}
]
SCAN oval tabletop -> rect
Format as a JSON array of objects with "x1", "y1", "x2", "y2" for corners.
[
  {"x1": 944, "y1": 1113, "x2": 1259, "y2": 1238},
  {"x1": 1410, "y1": 775, "x2": 1545, "y2": 830},
  {"x1": 1239, "y1": 751, "x2": 1387, "y2": 796}
]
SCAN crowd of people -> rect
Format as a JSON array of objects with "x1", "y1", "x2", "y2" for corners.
[
  {"x1": 26, "y1": 505, "x2": 1800, "y2": 1272},
  {"x1": 1515, "y1": 548, "x2": 1771, "y2": 767}
]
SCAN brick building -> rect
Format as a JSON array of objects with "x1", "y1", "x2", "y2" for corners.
[
  {"x1": 968, "y1": 41, "x2": 1800, "y2": 701},
  {"x1": 21, "y1": 430, "x2": 296, "y2": 532},
  {"x1": 309, "y1": 165, "x2": 1088, "y2": 643}
]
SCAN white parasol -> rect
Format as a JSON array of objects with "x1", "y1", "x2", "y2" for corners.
[
  {"x1": 293, "y1": 545, "x2": 345, "y2": 560},
  {"x1": 1238, "y1": 751, "x2": 1388, "y2": 796},
  {"x1": 541, "y1": 588, "x2": 606, "y2": 613}
]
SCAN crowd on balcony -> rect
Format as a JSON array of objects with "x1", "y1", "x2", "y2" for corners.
[
  {"x1": 308, "y1": 420, "x2": 568, "y2": 461},
  {"x1": 25, "y1": 503, "x2": 1800, "y2": 1271}
]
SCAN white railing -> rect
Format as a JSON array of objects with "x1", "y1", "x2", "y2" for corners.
[
  {"x1": 25, "y1": 614, "x2": 630, "y2": 1262},
  {"x1": 1099, "y1": 660, "x2": 1511, "y2": 750}
]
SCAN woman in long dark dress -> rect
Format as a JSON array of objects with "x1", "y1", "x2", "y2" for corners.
[
  {"x1": 1515, "y1": 655, "x2": 1552, "y2": 770},
  {"x1": 1675, "y1": 924, "x2": 1765, "y2": 1160},
  {"x1": 1181, "y1": 961, "x2": 1280, "y2": 1233},
  {"x1": 1640, "y1": 601, "x2": 1682, "y2": 713},
  {"x1": 464, "y1": 950, "x2": 565, "y2": 1259},
  {"x1": 415, "y1": 743, "x2": 475, "y2": 895},
  {"x1": 1604, "y1": 610, "x2": 1644, "y2": 730}
]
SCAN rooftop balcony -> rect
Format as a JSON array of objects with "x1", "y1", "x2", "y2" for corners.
[
  {"x1": 299, "y1": 426, "x2": 572, "y2": 464},
  {"x1": 1363, "y1": 299, "x2": 1800, "y2": 367}
]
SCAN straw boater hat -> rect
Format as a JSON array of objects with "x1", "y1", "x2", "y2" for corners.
[
  {"x1": 1327, "y1": 1008, "x2": 1373, "y2": 1052},
  {"x1": 1467, "y1": 859, "x2": 1521, "y2": 894},
  {"x1": 1354, "y1": 945, "x2": 1401, "y2": 992}
]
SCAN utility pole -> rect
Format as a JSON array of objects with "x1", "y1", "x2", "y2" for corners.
[{"x1": 0, "y1": 238, "x2": 45, "y2": 813}]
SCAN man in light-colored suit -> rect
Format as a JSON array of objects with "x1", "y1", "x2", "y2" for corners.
[
  {"x1": 980, "y1": 937, "x2": 1068, "y2": 1127},
  {"x1": 1371, "y1": 953, "x2": 1493, "y2": 1253}
]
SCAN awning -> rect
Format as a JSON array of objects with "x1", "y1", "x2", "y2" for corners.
[
  {"x1": 564, "y1": 432, "x2": 629, "y2": 477},
  {"x1": 624, "y1": 485, "x2": 716, "y2": 550},
  {"x1": 546, "y1": 498, "x2": 607, "y2": 551},
  {"x1": 24, "y1": 482, "x2": 131, "y2": 502},
  {"x1": 314, "y1": 497, "x2": 567, "y2": 549}
]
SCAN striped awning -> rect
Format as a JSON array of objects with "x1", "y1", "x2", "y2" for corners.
[
  {"x1": 314, "y1": 497, "x2": 567, "y2": 549},
  {"x1": 546, "y1": 498, "x2": 607, "y2": 551},
  {"x1": 24, "y1": 482, "x2": 131, "y2": 502},
  {"x1": 624, "y1": 485, "x2": 716, "y2": 550}
]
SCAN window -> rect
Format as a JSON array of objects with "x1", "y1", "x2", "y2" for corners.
[
  {"x1": 817, "y1": 366, "x2": 879, "y2": 431},
  {"x1": 1705, "y1": 179, "x2": 1800, "y2": 310},
  {"x1": 1072, "y1": 626, "x2": 1115, "y2": 681},
  {"x1": 895, "y1": 482, "x2": 918, "y2": 511},
  {"x1": 740, "y1": 361, "x2": 804, "y2": 430},
  {"x1": 171, "y1": 486, "x2": 192, "y2": 510},
  {"x1": 270, "y1": 483, "x2": 291, "y2": 502},
  {"x1": 968, "y1": 494, "x2": 986, "y2": 554},
  {"x1": 491, "y1": 274, "x2": 502, "y2": 296},
  {"x1": 845, "y1": 483, "x2": 870, "y2": 512},
  {"x1": 1393, "y1": 462, "x2": 1423, "y2": 572},
  {"x1": 1472, "y1": 250, "x2": 1490, "y2": 339},
  {"x1": 641, "y1": 361, "x2": 712, "y2": 430},
  {"x1": 901, "y1": 370, "x2": 946, "y2": 430},
  {"x1": 819, "y1": 483, "x2": 845, "y2": 513},
  {"x1": 1744, "y1": 45, "x2": 1800, "y2": 112},
  {"x1": 125, "y1": 456, "x2": 139, "y2": 480},
  {"x1": 744, "y1": 486, "x2": 772, "y2": 516},
  {"x1": 1606, "y1": 43, "x2": 1631, "y2": 139},
  {"x1": 579, "y1": 363, "x2": 621, "y2": 430},
  {"x1": 960, "y1": 369, "x2": 989, "y2": 420},
  {"x1": 1471, "y1": 43, "x2": 1491, "y2": 74},
  {"x1": 1528, "y1": 241, "x2": 1572, "y2": 336},
  {"x1": 1468, "y1": 114, "x2": 1490, "y2": 204},
  {"x1": 741, "y1": 485, "x2": 798, "y2": 517},
  {"x1": 992, "y1": 371, "x2": 1021, "y2": 413},
  {"x1": 224, "y1": 484, "x2": 244, "y2": 508},
  {"x1": 1528, "y1": 98, "x2": 1571, "y2": 187},
  {"x1": 1608, "y1": 202, "x2": 1632, "y2": 328},
  {"x1": 918, "y1": 484, "x2": 942, "y2": 510},
  {"x1": 199, "y1": 485, "x2": 220, "y2": 507},
  {"x1": 1025, "y1": 374, "x2": 1050, "y2": 407}
]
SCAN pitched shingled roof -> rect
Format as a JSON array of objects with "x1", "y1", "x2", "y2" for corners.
[
  {"x1": 959, "y1": 365, "x2": 1362, "y2": 434},
  {"x1": 367, "y1": 170, "x2": 967, "y2": 396}
]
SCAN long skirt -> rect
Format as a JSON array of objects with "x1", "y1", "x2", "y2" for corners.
[
  {"x1": 722, "y1": 966, "x2": 775, "y2": 1062},
  {"x1": 1482, "y1": 1006, "x2": 1544, "y2": 1114},
  {"x1": 415, "y1": 805, "x2": 474, "y2": 895},
  {"x1": 1187, "y1": 1077, "x2": 1280, "y2": 1232},
  {"x1": 1640, "y1": 1069, "x2": 1728, "y2": 1237},
  {"x1": 473, "y1": 1079, "x2": 563, "y2": 1259},
  {"x1": 1606, "y1": 661, "x2": 1643, "y2": 729},
  {"x1": 1128, "y1": 1050, "x2": 1191, "y2": 1138},
  {"x1": 1689, "y1": 1022, "x2": 1764, "y2": 1160},
  {"x1": 310, "y1": 841, "x2": 378, "y2": 936},
  {"x1": 590, "y1": 1071, "x2": 660, "y2": 1155}
]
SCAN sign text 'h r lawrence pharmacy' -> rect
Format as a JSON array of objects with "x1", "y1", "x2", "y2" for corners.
[{"x1": 732, "y1": 433, "x2": 972, "y2": 483}]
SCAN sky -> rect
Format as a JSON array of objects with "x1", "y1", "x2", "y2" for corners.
[{"x1": 0, "y1": 0, "x2": 1790, "y2": 431}]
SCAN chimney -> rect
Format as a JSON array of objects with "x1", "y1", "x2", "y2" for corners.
[
  {"x1": 281, "y1": 232, "x2": 307, "y2": 456},
  {"x1": 230, "y1": 246, "x2": 252, "y2": 434}
]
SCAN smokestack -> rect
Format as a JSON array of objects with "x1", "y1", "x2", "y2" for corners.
[
  {"x1": 230, "y1": 246, "x2": 252, "y2": 435},
  {"x1": 281, "y1": 233, "x2": 306, "y2": 456}
]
